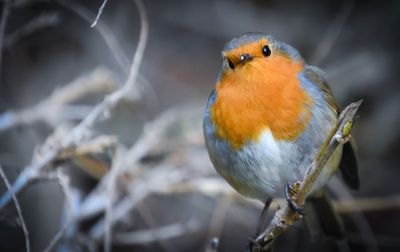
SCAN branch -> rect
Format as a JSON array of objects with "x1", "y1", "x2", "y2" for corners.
[
  {"x1": 113, "y1": 219, "x2": 200, "y2": 245},
  {"x1": 0, "y1": 67, "x2": 118, "y2": 133},
  {"x1": 252, "y1": 100, "x2": 363, "y2": 251},
  {"x1": 91, "y1": 0, "x2": 108, "y2": 28},
  {"x1": 0, "y1": 165, "x2": 30, "y2": 252},
  {"x1": 0, "y1": 0, "x2": 11, "y2": 75},
  {"x1": 0, "y1": 0, "x2": 149, "y2": 209},
  {"x1": 2, "y1": 12, "x2": 60, "y2": 49}
]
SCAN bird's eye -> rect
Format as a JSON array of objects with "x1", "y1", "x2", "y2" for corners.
[
  {"x1": 262, "y1": 45, "x2": 271, "y2": 57},
  {"x1": 227, "y1": 58, "x2": 235, "y2": 69}
]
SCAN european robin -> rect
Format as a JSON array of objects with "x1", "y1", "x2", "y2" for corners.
[{"x1": 203, "y1": 33, "x2": 359, "y2": 239}]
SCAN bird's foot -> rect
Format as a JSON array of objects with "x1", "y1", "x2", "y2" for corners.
[{"x1": 285, "y1": 182, "x2": 305, "y2": 215}]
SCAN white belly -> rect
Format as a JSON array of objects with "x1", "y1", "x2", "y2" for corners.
[{"x1": 206, "y1": 129, "x2": 342, "y2": 201}]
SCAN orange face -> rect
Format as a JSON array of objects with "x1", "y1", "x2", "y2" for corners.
[{"x1": 211, "y1": 38, "x2": 313, "y2": 149}]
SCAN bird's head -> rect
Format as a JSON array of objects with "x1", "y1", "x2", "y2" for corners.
[
  {"x1": 219, "y1": 33, "x2": 304, "y2": 82},
  {"x1": 211, "y1": 33, "x2": 313, "y2": 149}
]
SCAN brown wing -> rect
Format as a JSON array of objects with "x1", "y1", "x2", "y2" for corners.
[{"x1": 304, "y1": 65, "x2": 360, "y2": 190}]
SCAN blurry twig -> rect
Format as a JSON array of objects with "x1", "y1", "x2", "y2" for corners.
[
  {"x1": 91, "y1": 0, "x2": 108, "y2": 28},
  {"x1": 335, "y1": 194, "x2": 400, "y2": 213},
  {"x1": 329, "y1": 176, "x2": 379, "y2": 252},
  {"x1": 310, "y1": 1, "x2": 355, "y2": 65},
  {"x1": 0, "y1": 67, "x2": 118, "y2": 133},
  {"x1": 0, "y1": 0, "x2": 11, "y2": 74},
  {"x1": 103, "y1": 0, "x2": 148, "y2": 251},
  {"x1": 57, "y1": 0, "x2": 158, "y2": 104},
  {"x1": 57, "y1": 0, "x2": 129, "y2": 72},
  {"x1": 0, "y1": 0, "x2": 147, "y2": 210},
  {"x1": 0, "y1": 165, "x2": 30, "y2": 252},
  {"x1": 252, "y1": 100, "x2": 362, "y2": 251},
  {"x1": 347, "y1": 232, "x2": 400, "y2": 248},
  {"x1": 205, "y1": 195, "x2": 230, "y2": 248},
  {"x1": 2, "y1": 12, "x2": 60, "y2": 49},
  {"x1": 170, "y1": 176, "x2": 400, "y2": 213},
  {"x1": 113, "y1": 219, "x2": 200, "y2": 245},
  {"x1": 43, "y1": 219, "x2": 70, "y2": 252},
  {"x1": 137, "y1": 202, "x2": 178, "y2": 252}
]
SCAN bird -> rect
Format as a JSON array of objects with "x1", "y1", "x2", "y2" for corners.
[{"x1": 203, "y1": 33, "x2": 359, "y2": 243}]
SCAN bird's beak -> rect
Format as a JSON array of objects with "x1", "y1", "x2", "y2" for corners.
[{"x1": 239, "y1": 53, "x2": 253, "y2": 64}]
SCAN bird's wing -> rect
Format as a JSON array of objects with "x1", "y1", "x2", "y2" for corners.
[
  {"x1": 304, "y1": 65, "x2": 360, "y2": 190},
  {"x1": 303, "y1": 65, "x2": 339, "y2": 114}
]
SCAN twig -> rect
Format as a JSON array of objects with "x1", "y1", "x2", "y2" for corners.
[
  {"x1": 103, "y1": 1, "x2": 148, "y2": 251},
  {"x1": 0, "y1": 165, "x2": 30, "y2": 252},
  {"x1": 2, "y1": 12, "x2": 60, "y2": 49},
  {"x1": 136, "y1": 202, "x2": 178, "y2": 252},
  {"x1": 167, "y1": 177, "x2": 400, "y2": 214},
  {"x1": 57, "y1": 0, "x2": 157, "y2": 102},
  {"x1": 204, "y1": 196, "x2": 230, "y2": 248},
  {"x1": 252, "y1": 100, "x2": 363, "y2": 251},
  {"x1": 113, "y1": 219, "x2": 200, "y2": 245},
  {"x1": 335, "y1": 193, "x2": 400, "y2": 213},
  {"x1": 91, "y1": 0, "x2": 108, "y2": 28},
  {"x1": 43, "y1": 219, "x2": 70, "y2": 252},
  {"x1": 329, "y1": 176, "x2": 378, "y2": 252},
  {"x1": 310, "y1": 1, "x2": 355, "y2": 65},
  {"x1": 0, "y1": 67, "x2": 118, "y2": 133},
  {"x1": 57, "y1": 0, "x2": 130, "y2": 72},
  {"x1": 0, "y1": 0, "x2": 11, "y2": 75}
]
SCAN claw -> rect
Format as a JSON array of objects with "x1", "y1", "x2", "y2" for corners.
[{"x1": 285, "y1": 183, "x2": 305, "y2": 215}]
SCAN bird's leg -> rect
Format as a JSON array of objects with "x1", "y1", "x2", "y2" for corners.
[
  {"x1": 285, "y1": 182, "x2": 305, "y2": 215},
  {"x1": 248, "y1": 198, "x2": 272, "y2": 251}
]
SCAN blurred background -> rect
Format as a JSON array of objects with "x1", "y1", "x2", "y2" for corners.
[{"x1": 0, "y1": 0, "x2": 399, "y2": 251}]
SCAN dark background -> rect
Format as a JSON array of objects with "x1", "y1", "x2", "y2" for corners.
[{"x1": 0, "y1": 0, "x2": 399, "y2": 251}]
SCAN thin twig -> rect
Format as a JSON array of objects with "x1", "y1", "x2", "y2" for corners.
[
  {"x1": 57, "y1": 0, "x2": 129, "y2": 72},
  {"x1": 136, "y1": 202, "x2": 178, "y2": 252},
  {"x1": 329, "y1": 176, "x2": 378, "y2": 252},
  {"x1": 252, "y1": 100, "x2": 363, "y2": 251},
  {"x1": 43, "y1": 220, "x2": 70, "y2": 252},
  {"x1": 204, "y1": 196, "x2": 230, "y2": 248},
  {"x1": 0, "y1": 0, "x2": 11, "y2": 75},
  {"x1": 310, "y1": 1, "x2": 355, "y2": 65},
  {"x1": 0, "y1": 165, "x2": 30, "y2": 252},
  {"x1": 91, "y1": 0, "x2": 108, "y2": 28},
  {"x1": 103, "y1": 1, "x2": 148, "y2": 251},
  {"x1": 113, "y1": 219, "x2": 200, "y2": 245},
  {"x1": 0, "y1": 68, "x2": 118, "y2": 133},
  {"x1": 2, "y1": 12, "x2": 60, "y2": 49}
]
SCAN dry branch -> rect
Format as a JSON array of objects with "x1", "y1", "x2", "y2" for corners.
[
  {"x1": 0, "y1": 67, "x2": 118, "y2": 133},
  {"x1": 0, "y1": 165, "x2": 30, "y2": 252},
  {"x1": 252, "y1": 100, "x2": 363, "y2": 252}
]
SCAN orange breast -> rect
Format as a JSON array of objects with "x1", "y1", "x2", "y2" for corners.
[{"x1": 211, "y1": 55, "x2": 313, "y2": 149}]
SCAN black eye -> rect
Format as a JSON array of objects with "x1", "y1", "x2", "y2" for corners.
[
  {"x1": 227, "y1": 58, "x2": 235, "y2": 69},
  {"x1": 262, "y1": 45, "x2": 271, "y2": 57}
]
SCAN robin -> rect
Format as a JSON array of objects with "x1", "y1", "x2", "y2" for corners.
[{"x1": 203, "y1": 33, "x2": 359, "y2": 242}]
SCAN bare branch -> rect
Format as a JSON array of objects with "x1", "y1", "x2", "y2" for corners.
[
  {"x1": 0, "y1": 165, "x2": 30, "y2": 252},
  {"x1": 57, "y1": 0, "x2": 130, "y2": 71},
  {"x1": 113, "y1": 219, "x2": 200, "y2": 245},
  {"x1": 0, "y1": 0, "x2": 11, "y2": 74},
  {"x1": 2, "y1": 12, "x2": 60, "y2": 49},
  {"x1": 310, "y1": 1, "x2": 355, "y2": 65},
  {"x1": 136, "y1": 203, "x2": 178, "y2": 252},
  {"x1": 252, "y1": 100, "x2": 363, "y2": 251},
  {"x1": 91, "y1": 0, "x2": 108, "y2": 28},
  {"x1": 43, "y1": 220, "x2": 70, "y2": 252},
  {"x1": 0, "y1": 68, "x2": 118, "y2": 133}
]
